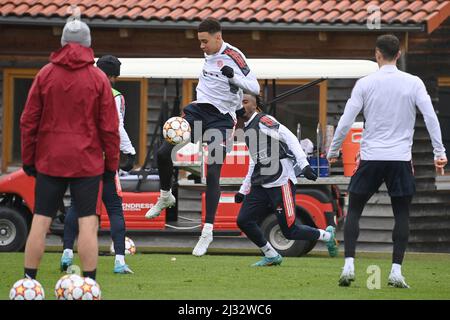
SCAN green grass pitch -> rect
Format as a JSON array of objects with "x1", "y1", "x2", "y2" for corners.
[{"x1": 1, "y1": 251, "x2": 449, "y2": 300}]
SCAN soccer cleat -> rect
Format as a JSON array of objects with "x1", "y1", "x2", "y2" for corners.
[
  {"x1": 192, "y1": 232, "x2": 213, "y2": 257},
  {"x1": 251, "y1": 254, "x2": 283, "y2": 267},
  {"x1": 60, "y1": 252, "x2": 73, "y2": 272},
  {"x1": 113, "y1": 261, "x2": 134, "y2": 274},
  {"x1": 325, "y1": 226, "x2": 339, "y2": 257},
  {"x1": 145, "y1": 193, "x2": 176, "y2": 219},
  {"x1": 388, "y1": 272, "x2": 410, "y2": 288},
  {"x1": 338, "y1": 267, "x2": 355, "y2": 287}
]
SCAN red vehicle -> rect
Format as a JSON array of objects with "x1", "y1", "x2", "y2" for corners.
[
  {"x1": 1, "y1": 58, "x2": 376, "y2": 255},
  {"x1": 0, "y1": 142, "x2": 346, "y2": 256}
]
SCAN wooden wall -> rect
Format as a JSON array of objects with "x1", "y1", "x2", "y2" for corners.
[{"x1": 0, "y1": 25, "x2": 383, "y2": 60}]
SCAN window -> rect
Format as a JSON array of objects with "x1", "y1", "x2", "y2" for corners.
[
  {"x1": 1, "y1": 69, "x2": 148, "y2": 172},
  {"x1": 2, "y1": 69, "x2": 38, "y2": 172},
  {"x1": 114, "y1": 78, "x2": 148, "y2": 165},
  {"x1": 181, "y1": 79, "x2": 328, "y2": 146}
]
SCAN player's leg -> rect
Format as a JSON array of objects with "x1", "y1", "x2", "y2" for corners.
[
  {"x1": 70, "y1": 175, "x2": 101, "y2": 280},
  {"x1": 339, "y1": 192, "x2": 372, "y2": 286},
  {"x1": 384, "y1": 161, "x2": 415, "y2": 288},
  {"x1": 192, "y1": 145, "x2": 226, "y2": 256},
  {"x1": 102, "y1": 174, "x2": 133, "y2": 274},
  {"x1": 236, "y1": 186, "x2": 280, "y2": 266},
  {"x1": 145, "y1": 141, "x2": 176, "y2": 218},
  {"x1": 268, "y1": 181, "x2": 339, "y2": 257},
  {"x1": 61, "y1": 203, "x2": 77, "y2": 271},
  {"x1": 24, "y1": 173, "x2": 67, "y2": 279},
  {"x1": 339, "y1": 160, "x2": 381, "y2": 286},
  {"x1": 146, "y1": 103, "x2": 201, "y2": 219},
  {"x1": 192, "y1": 106, "x2": 234, "y2": 256},
  {"x1": 388, "y1": 195, "x2": 412, "y2": 288}
]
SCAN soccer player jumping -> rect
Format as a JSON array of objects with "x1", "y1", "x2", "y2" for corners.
[
  {"x1": 327, "y1": 34, "x2": 447, "y2": 288},
  {"x1": 235, "y1": 94, "x2": 339, "y2": 266},
  {"x1": 145, "y1": 18, "x2": 260, "y2": 257}
]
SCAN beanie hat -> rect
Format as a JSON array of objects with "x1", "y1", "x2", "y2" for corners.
[
  {"x1": 97, "y1": 55, "x2": 121, "y2": 77},
  {"x1": 61, "y1": 19, "x2": 91, "y2": 48}
]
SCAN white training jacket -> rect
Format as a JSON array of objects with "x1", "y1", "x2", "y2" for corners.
[
  {"x1": 114, "y1": 93, "x2": 136, "y2": 155},
  {"x1": 328, "y1": 65, "x2": 446, "y2": 161},
  {"x1": 196, "y1": 41, "x2": 260, "y2": 122},
  {"x1": 239, "y1": 113, "x2": 310, "y2": 195}
]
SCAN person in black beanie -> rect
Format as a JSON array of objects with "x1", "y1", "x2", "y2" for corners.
[{"x1": 61, "y1": 55, "x2": 135, "y2": 274}]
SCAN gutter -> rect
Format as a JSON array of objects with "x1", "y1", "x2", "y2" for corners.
[{"x1": 0, "y1": 16, "x2": 425, "y2": 32}]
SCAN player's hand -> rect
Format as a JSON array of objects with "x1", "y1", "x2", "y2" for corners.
[
  {"x1": 235, "y1": 192, "x2": 245, "y2": 203},
  {"x1": 22, "y1": 164, "x2": 37, "y2": 177},
  {"x1": 328, "y1": 157, "x2": 338, "y2": 165},
  {"x1": 220, "y1": 66, "x2": 234, "y2": 78},
  {"x1": 120, "y1": 153, "x2": 136, "y2": 172},
  {"x1": 435, "y1": 156, "x2": 447, "y2": 175},
  {"x1": 302, "y1": 165, "x2": 318, "y2": 181}
]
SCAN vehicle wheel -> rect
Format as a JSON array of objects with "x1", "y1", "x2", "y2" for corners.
[
  {"x1": 261, "y1": 214, "x2": 313, "y2": 257},
  {"x1": 0, "y1": 206, "x2": 28, "y2": 252}
]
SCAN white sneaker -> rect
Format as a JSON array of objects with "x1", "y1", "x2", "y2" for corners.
[
  {"x1": 145, "y1": 193, "x2": 176, "y2": 219},
  {"x1": 388, "y1": 272, "x2": 410, "y2": 288},
  {"x1": 338, "y1": 265, "x2": 355, "y2": 287},
  {"x1": 192, "y1": 232, "x2": 213, "y2": 257}
]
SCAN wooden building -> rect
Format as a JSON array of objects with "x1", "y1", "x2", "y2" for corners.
[{"x1": 0, "y1": 0, "x2": 449, "y2": 252}]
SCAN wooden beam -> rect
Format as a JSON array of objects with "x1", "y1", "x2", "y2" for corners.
[
  {"x1": 319, "y1": 80, "x2": 328, "y2": 140},
  {"x1": 438, "y1": 77, "x2": 450, "y2": 87}
]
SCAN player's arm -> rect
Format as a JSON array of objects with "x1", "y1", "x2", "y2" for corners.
[
  {"x1": 20, "y1": 72, "x2": 44, "y2": 173},
  {"x1": 221, "y1": 48, "x2": 260, "y2": 95},
  {"x1": 327, "y1": 80, "x2": 364, "y2": 161},
  {"x1": 228, "y1": 68, "x2": 260, "y2": 96},
  {"x1": 415, "y1": 78, "x2": 446, "y2": 160},
  {"x1": 99, "y1": 77, "x2": 120, "y2": 173},
  {"x1": 414, "y1": 78, "x2": 447, "y2": 173},
  {"x1": 261, "y1": 119, "x2": 317, "y2": 180},
  {"x1": 115, "y1": 95, "x2": 136, "y2": 155},
  {"x1": 238, "y1": 155, "x2": 255, "y2": 196}
]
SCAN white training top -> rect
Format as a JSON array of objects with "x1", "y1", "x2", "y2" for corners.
[
  {"x1": 115, "y1": 94, "x2": 136, "y2": 155},
  {"x1": 327, "y1": 65, "x2": 446, "y2": 161},
  {"x1": 196, "y1": 41, "x2": 260, "y2": 122},
  {"x1": 239, "y1": 113, "x2": 310, "y2": 194}
]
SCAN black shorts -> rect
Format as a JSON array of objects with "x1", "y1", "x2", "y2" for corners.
[
  {"x1": 183, "y1": 103, "x2": 235, "y2": 149},
  {"x1": 348, "y1": 160, "x2": 415, "y2": 197},
  {"x1": 34, "y1": 173, "x2": 101, "y2": 218}
]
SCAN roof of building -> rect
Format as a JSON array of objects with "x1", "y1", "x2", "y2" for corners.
[{"x1": 0, "y1": 1, "x2": 449, "y2": 33}]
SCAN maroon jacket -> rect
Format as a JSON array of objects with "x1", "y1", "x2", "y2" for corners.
[{"x1": 20, "y1": 43, "x2": 120, "y2": 177}]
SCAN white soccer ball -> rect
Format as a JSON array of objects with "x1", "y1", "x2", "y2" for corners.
[
  {"x1": 10, "y1": 278, "x2": 45, "y2": 300},
  {"x1": 65, "y1": 276, "x2": 101, "y2": 300},
  {"x1": 110, "y1": 236, "x2": 136, "y2": 255},
  {"x1": 163, "y1": 117, "x2": 191, "y2": 145},
  {"x1": 54, "y1": 274, "x2": 83, "y2": 300}
]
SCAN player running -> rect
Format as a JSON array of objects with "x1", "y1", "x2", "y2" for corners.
[{"x1": 235, "y1": 93, "x2": 339, "y2": 266}]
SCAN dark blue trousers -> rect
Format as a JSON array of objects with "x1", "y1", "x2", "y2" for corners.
[
  {"x1": 63, "y1": 176, "x2": 126, "y2": 255},
  {"x1": 237, "y1": 181, "x2": 320, "y2": 248}
]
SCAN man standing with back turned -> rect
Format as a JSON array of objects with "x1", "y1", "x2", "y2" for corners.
[
  {"x1": 327, "y1": 34, "x2": 447, "y2": 288},
  {"x1": 20, "y1": 19, "x2": 120, "y2": 281},
  {"x1": 145, "y1": 18, "x2": 260, "y2": 257}
]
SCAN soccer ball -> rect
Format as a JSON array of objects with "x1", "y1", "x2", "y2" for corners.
[
  {"x1": 10, "y1": 278, "x2": 45, "y2": 300},
  {"x1": 163, "y1": 116, "x2": 191, "y2": 145},
  {"x1": 65, "y1": 277, "x2": 101, "y2": 300},
  {"x1": 110, "y1": 236, "x2": 136, "y2": 255},
  {"x1": 54, "y1": 274, "x2": 83, "y2": 300}
]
